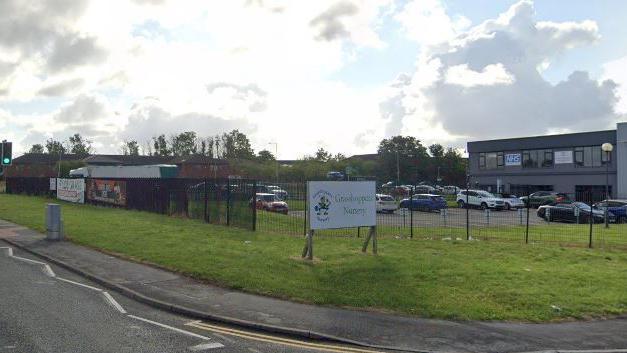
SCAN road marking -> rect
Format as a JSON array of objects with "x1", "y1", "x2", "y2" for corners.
[
  {"x1": 1, "y1": 247, "x2": 56, "y2": 277},
  {"x1": 56, "y1": 277, "x2": 103, "y2": 292},
  {"x1": 102, "y1": 291, "x2": 127, "y2": 314},
  {"x1": 188, "y1": 342, "x2": 225, "y2": 351},
  {"x1": 128, "y1": 315, "x2": 211, "y2": 341},
  {"x1": 186, "y1": 321, "x2": 385, "y2": 353}
]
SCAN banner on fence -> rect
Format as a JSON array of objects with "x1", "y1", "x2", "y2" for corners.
[
  {"x1": 49, "y1": 178, "x2": 57, "y2": 191},
  {"x1": 57, "y1": 178, "x2": 85, "y2": 203},
  {"x1": 87, "y1": 179, "x2": 127, "y2": 206},
  {"x1": 307, "y1": 181, "x2": 376, "y2": 230}
]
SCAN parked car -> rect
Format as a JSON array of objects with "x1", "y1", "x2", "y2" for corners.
[
  {"x1": 495, "y1": 193, "x2": 525, "y2": 210},
  {"x1": 400, "y1": 194, "x2": 447, "y2": 212},
  {"x1": 593, "y1": 199, "x2": 627, "y2": 223},
  {"x1": 376, "y1": 194, "x2": 398, "y2": 213},
  {"x1": 266, "y1": 185, "x2": 289, "y2": 200},
  {"x1": 519, "y1": 191, "x2": 570, "y2": 208},
  {"x1": 441, "y1": 186, "x2": 460, "y2": 195},
  {"x1": 537, "y1": 202, "x2": 615, "y2": 224},
  {"x1": 251, "y1": 193, "x2": 289, "y2": 214},
  {"x1": 326, "y1": 171, "x2": 345, "y2": 180},
  {"x1": 456, "y1": 190, "x2": 506, "y2": 210},
  {"x1": 414, "y1": 185, "x2": 437, "y2": 194}
]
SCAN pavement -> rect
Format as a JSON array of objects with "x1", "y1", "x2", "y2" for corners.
[{"x1": 2, "y1": 219, "x2": 627, "y2": 353}]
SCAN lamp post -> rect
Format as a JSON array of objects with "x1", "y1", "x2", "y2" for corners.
[
  {"x1": 268, "y1": 142, "x2": 278, "y2": 184},
  {"x1": 602, "y1": 143, "x2": 613, "y2": 228}
]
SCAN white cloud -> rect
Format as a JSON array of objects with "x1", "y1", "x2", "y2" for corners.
[
  {"x1": 395, "y1": 0, "x2": 470, "y2": 46},
  {"x1": 384, "y1": 0, "x2": 619, "y2": 146},
  {"x1": 603, "y1": 55, "x2": 627, "y2": 114}
]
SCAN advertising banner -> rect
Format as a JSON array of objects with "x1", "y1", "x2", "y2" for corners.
[
  {"x1": 307, "y1": 181, "x2": 376, "y2": 230},
  {"x1": 505, "y1": 153, "x2": 521, "y2": 166},
  {"x1": 87, "y1": 179, "x2": 127, "y2": 206},
  {"x1": 56, "y1": 178, "x2": 85, "y2": 203},
  {"x1": 554, "y1": 150, "x2": 573, "y2": 164},
  {"x1": 49, "y1": 178, "x2": 57, "y2": 191}
]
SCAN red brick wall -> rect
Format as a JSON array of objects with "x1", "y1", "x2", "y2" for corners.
[
  {"x1": 4, "y1": 165, "x2": 57, "y2": 177},
  {"x1": 176, "y1": 164, "x2": 231, "y2": 178}
]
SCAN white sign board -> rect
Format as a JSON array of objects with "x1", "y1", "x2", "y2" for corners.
[
  {"x1": 49, "y1": 178, "x2": 57, "y2": 191},
  {"x1": 505, "y1": 153, "x2": 521, "y2": 166},
  {"x1": 308, "y1": 181, "x2": 376, "y2": 230},
  {"x1": 57, "y1": 178, "x2": 85, "y2": 203},
  {"x1": 554, "y1": 150, "x2": 573, "y2": 164}
]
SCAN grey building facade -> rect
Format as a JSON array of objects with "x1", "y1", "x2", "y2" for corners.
[{"x1": 467, "y1": 122, "x2": 627, "y2": 199}]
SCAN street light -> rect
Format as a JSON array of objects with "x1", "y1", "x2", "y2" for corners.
[
  {"x1": 602, "y1": 143, "x2": 613, "y2": 228},
  {"x1": 268, "y1": 142, "x2": 278, "y2": 184}
]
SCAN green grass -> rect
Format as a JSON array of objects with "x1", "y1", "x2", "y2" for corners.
[{"x1": 1, "y1": 193, "x2": 627, "y2": 321}]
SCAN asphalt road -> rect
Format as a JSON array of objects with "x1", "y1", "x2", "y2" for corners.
[
  {"x1": 0, "y1": 246, "x2": 392, "y2": 353},
  {"x1": 289, "y1": 207, "x2": 546, "y2": 227}
]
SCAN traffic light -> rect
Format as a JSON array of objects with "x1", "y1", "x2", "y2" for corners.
[{"x1": 1, "y1": 141, "x2": 12, "y2": 166}]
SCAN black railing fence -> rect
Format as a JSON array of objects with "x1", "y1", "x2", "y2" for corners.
[{"x1": 4, "y1": 177, "x2": 626, "y2": 249}]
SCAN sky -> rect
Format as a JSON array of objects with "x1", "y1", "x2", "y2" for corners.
[{"x1": 1, "y1": 0, "x2": 626, "y2": 158}]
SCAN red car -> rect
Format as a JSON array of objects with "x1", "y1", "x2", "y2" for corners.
[{"x1": 252, "y1": 193, "x2": 289, "y2": 214}]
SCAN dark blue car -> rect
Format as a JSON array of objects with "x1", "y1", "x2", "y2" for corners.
[
  {"x1": 594, "y1": 200, "x2": 627, "y2": 223},
  {"x1": 399, "y1": 194, "x2": 447, "y2": 212}
]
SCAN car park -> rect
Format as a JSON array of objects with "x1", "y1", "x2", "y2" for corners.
[
  {"x1": 593, "y1": 199, "x2": 627, "y2": 223},
  {"x1": 400, "y1": 194, "x2": 447, "y2": 212},
  {"x1": 251, "y1": 193, "x2": 289, "y2": 214},
  {"x1": 376, "y1": 194, "x2": 398, "y2": 213},
  {"x1": 537, "y1": 202, "x2": 614, "y2": 224},
  {"x1": 519, "y1": 191, "x2": 570, "y2": 208},
  {"x1": 456, "y1": 190, "x2": 506, "y2": 210},
  {"x1": 495, "y1": 193, "x2": 525, "y2": 210}
]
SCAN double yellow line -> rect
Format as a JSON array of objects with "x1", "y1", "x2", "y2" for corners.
[{"x1": 185, "y1": 320, "x2": 387, "y2": 353}]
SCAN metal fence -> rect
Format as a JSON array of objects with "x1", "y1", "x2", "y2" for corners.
[{"x1": 4, "y1": 177, "x2": 627, "y2": 249}]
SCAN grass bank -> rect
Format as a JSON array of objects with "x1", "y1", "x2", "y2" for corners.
[{"x1": 1, "y1": 193, "x2": 626, "y2": 322}]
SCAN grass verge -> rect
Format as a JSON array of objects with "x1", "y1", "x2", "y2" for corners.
[{"x1": 1, "y1": 193, "x2": 626, "y2": 321}]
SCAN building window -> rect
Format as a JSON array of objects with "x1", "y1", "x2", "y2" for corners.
[
  {"x1": 574, "y1": 146, "x2": 605, "y2": 167},
  {"x1": 522, "y1": 149, "x2": 553, "y2": 168},
  {"x1": 479, "y1": 152, "x2": 503, "y2": 170}
]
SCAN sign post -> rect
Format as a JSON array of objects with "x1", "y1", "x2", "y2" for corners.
[{"x1": 304, "y1": 181, "x2": 377, "y2": 260}]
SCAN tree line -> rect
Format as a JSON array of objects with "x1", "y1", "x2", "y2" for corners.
[{"x1": 27, "y1": 131, "x2": 467, "y2": 186}]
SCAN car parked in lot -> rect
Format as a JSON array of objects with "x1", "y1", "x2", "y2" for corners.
[
  {"x1": 495, "y1": 193, "x2": 525, "y2": 210},
  {"x1": 519, "y1": 191, "x2": 570, "y2": 208},
  {"x1": 266, "y1": 185, "x2": 289, "y2": 200},
  {"x1": 376, "y1": 194, "x2": 398, "y2": 213},
  {"x1": 441, "y1": 186, "x2": 460, "y2": 195},
  {"x1": 456, "y1": 190, "x2": 506, "y2": 210},
  {"x1": 414, "y1": 185, "x2": 437, "y2": 194},
  {"x1": 251, "y1": 193, "x2": 289, "y2": 214},
  {"x1": 400, "y1": 194, "x2": 447, "y2": 212},
  {"x1": 537, "y1": 202, "x2": 614, "y2": 223},
  {"x1": 593, "y1": 199, "x2": 627, "y2": 223}
]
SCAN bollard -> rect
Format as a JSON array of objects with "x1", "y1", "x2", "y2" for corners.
[
  {"x1": 46, "y1": 204, "x2": 63, "y2": 241},
  {"x1": 485, "y1": 208, "x2": 490, "y2": 225},
  {"x1": 440, "y1": 208, "x2": 448, "y2": 226},
  {"x1": 545, "y1": 208, "x2": 551, "y2": 223},
  {"x1": 574, "y1": 207, "x2": 580, "y2": 224},
  {"x1": 518, "y1": 208, "x2": 524, "y2": 225}
]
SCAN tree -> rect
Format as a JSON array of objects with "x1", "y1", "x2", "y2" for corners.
[
  {"x1": 45, "y1": 139, "x2": 66, "y2": 155},
  {"x1": 29, "y1": 144, "x2": 44, "y2": 154},
  {"x1": 257, "y1": 149, "x2": 275, "y2": 162},
  {"x1": 69, "y1": 133, "x2": 93, "y2": 157},
  {"x1": 152, "y1": 135, "x2": 170, "y2": 156},
  {"x1": 121, "y1": 140, "x2": 140, "y2": 155},
  {"x1": 220, "y1": 130, "x2": 254, "y2": 160},
  {"x1": 314, "y1": 148, "x2": 332, "y2": 162},
  {"x1": 170, "y1": 131, "x2": 197, "y2": 156},
  {"x1": 377, "y1": 136, "x2": 429, "y2": 184},
  {"x1": 429, "y1": 144, "x2": 445, "y2": 158}
]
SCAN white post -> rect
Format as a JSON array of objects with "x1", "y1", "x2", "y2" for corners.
[{"x1": 485, "y1": 208, "x2": 490, "y2": 225}]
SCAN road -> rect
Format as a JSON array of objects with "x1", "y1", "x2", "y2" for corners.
[
  {"x1": 0, "y1": 245, "x2": 393, "y2": 353},
  {"x1": 289, "y1": 207, "x2": 546, "y2": 227}
]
